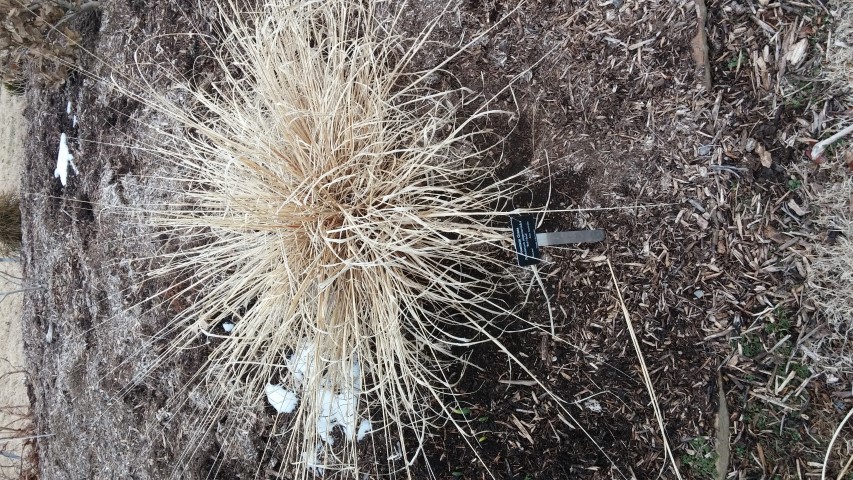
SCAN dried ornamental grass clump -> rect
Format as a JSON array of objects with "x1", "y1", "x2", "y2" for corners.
[
  {"x1": 0, "y1": 192, "x2": 21, "y2": 255},
  {"x1": 122, "y1": 0, "x2": 558, "y2": 477},
  {"x1": 827, "y1": 0, "x2": 853, "y2": 102},
  {"x1": 807, "y1": 162, "x2": 853, "y2": 375}
]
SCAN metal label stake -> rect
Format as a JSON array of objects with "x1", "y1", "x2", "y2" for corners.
[{"x1": 510, "y1": 215, "x2": 604, "y2": 266}]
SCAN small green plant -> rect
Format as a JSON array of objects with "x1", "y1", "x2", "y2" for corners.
[
  {"x1": 0, "y1": 193, "x2": 21, "y2": 255},
  {"x1": 741, "y1": 335, "x2": 763, "y2": 358},
  {"x1": 785, "y1": 427, "x2": 802, "y2": 442},
  {"x1": 752, "y1": 408, "x2": 772, "y2": 430},
  {"x1": 787, "y1": 178, "x2": 802, "y2": 191},
  {"x1": 790, "y1": 362, "x2": 810, "y2": 379},
  {"x1": 766, "y1": 307, "x2": 792, "y2": 335},
  {"x1": 681, "y1": 437, "x2": 717, "y2": 478},
  {"x1": 787, "y1": 97, "x2": 803, "y2": 109},
  {"x1": 784, "y1": 80, "x2": 816, "y2": 111},
  {"x1": 726, "y1": 51, "x2": 746, "y2": 70}
]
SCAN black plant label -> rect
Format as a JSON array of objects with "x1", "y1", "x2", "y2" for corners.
[{"x1": 509, "y1": 215, "x2": 540, "y2": 266}]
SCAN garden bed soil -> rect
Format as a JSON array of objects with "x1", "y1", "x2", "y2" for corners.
[{"x1": 18, "y1": 0, "x2": 852, "y2": 479}]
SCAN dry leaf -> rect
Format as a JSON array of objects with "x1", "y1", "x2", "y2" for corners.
[
  {"x1": 1, "y1": 0, "x2": 75, "y2": 87},
  {"x1": 755, "y1": 143, "x2": 773, "y2": 167},
  {"x1": 786, "y1": 38, "x2": 808, "y2": 65}
]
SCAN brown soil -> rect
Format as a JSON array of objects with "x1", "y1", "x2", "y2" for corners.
[{"x1": 16, "y1": 0, "x2": 852, "y2": 479}]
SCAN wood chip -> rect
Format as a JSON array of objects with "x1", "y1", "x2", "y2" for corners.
[
  {"x1": 787, "y1": 199, "x2": 809, "y2": 216},
  {"x1": 511, "y1": 415, "x2": 535, "y2": 445},
  {"x1": 749, "y1": 391, "x2": 795, "y2": 411},
  {"x1": 786, "y1": 38, "x2": 808, "y2": 65},
  {"x1": 755, "y1": 142, "x2": 773, "y2": 168}
]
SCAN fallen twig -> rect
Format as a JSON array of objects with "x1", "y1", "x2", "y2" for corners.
[
  {"x1": 823, "y1": 407, "x2": 853, "y2": 480},
  {"x1": 811, "y1": 123, "x2": 853, "y2": 160},
  {"x1": 691, "y1": 0, "x2": 712, "y2": 91}
]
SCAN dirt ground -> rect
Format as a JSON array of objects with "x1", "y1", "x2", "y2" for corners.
[
  {"x1": 14, "y1": 0, "x2": 853, "y2": 479},
  {"x1": 0, "y1": 87, "x2": 30, "y2": 479}
]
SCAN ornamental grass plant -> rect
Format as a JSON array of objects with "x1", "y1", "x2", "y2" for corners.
[{"x1": 121, "y1": 0, "x2": 561, "y2": 477}]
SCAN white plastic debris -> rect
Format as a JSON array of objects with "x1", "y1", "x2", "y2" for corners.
[
  {"x1": 222, "y1": 322, "x2": 234, "y2": 332},
  {"x1": 266, "y1": 341, "x2": 371, "y2": 449},
  {"x1": 315, "y1": 383, "x2": 359, "y2": 445},
  {"x1": 66, "y1": 101, "x2": 71, "y2": 114},
  {"x1": 265, "y1": 384, "x2": 298, "y2": 414},
  {"x1": 54, "y1": 133, "x2": 78, "y2": 186},
  {"x1": 303, "y1": 444, "x2": 325, "y2": 476},
  {"x1": 287, "y1": 341, "x2": 316, "y2": 385},
  {"x1": 356, "y1": 419, "x2": 372, "y2": 441},
  {"x1": 72, "y1": 115, "x2": 78, "y2": 128}
]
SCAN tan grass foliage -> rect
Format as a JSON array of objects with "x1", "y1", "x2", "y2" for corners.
[
  {"x1": 827, "y1": 0, "x2": 853, "y2": 100},
  {"x1": 0, "y1": 193, "x2": 21, "y2": 256},
  {"x1": 117, "y1": 0, "x2": 559, "y2": 477},
  {"x1": 806, "y1": 0, "x2": 853, "y2": 379},
  {"x1": 807, "y1": 156, "x2": 853, "y2": 374}
]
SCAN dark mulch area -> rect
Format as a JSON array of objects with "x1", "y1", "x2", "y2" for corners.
[{"x1": 18, "y1": 0, "x2": 851, "y2": 479}]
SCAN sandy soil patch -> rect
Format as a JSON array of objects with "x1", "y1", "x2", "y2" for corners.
[
  {"x1": 0, "y1": 89, "x2": 25, "y2": 191},
  {"x1": 0, "y1": 87, "x2": 30, "y2": 477}
]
